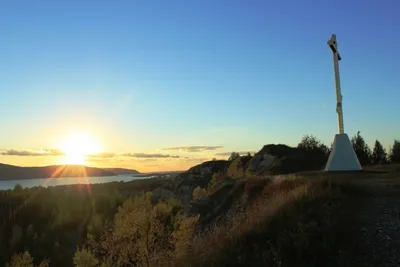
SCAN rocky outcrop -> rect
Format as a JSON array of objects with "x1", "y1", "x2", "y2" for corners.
[
  {"x1": 173, "y1": 160, "x2": 230, "y2": 211},
  {"x1": 171, "y1": 144, "x2": 327, "y2": 212},
  {"x1": 249, "y1": 144, "x2": 327, "y2": 175},
  {"x1": 173, "y1": 143, "x2": 327, "y2": 190}
]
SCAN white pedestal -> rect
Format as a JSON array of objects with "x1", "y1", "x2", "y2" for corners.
[{"x1": 324, "y1": 133, "x2": 362, "y2": 172}]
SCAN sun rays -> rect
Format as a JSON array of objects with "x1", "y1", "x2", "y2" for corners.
[{"x1": 59, "y1": 131, "x2": 103, "y2": 165}]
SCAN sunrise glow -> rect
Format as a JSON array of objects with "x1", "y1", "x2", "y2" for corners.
[{"x1": 59, "y1": 131, "x2": 102, "y2": 165}]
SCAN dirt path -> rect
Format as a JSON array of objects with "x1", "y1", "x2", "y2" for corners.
[{"x1": 337, "y1": 183, "x2": 400, "y2": 266}]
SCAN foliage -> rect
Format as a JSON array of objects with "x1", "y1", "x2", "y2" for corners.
[
  {"x1": 0, "y1": 178, "x2": 171, "y2": 267},
  {"x1": 2, "y1": 133, "x2": 400, "y2": 267},
  {"x1": 192, "y1": 186, "x2": 208, "y2": 200},
  {"x1": 371, "y1": 140, "x2": 388, "y2": 164},
  {"x1": 13, "y1": 184, "x2": 24, "y2": 192},
  {"x1": 228, "y1": 152, "x2": 240, "y2": 161},
  {"x1": 239, "y1": 152, "x2": 253, "y2": 166},
  {"x1": 171, "y1": 215, "x2": 199, "y2": 262},
  {"x1": 297, "y1": 134, "x2": 330, "y2": 157},
  {"x1": 209, "y1": 173, "x2": 219, "y2": 188},
  {"x1": 297, "y1": 135, "x2": 330, "y2": 169},
  {"x1": 3, "y1": 172, "x2": 391, "y2": 267},
  {"x1": 77, "y1": 192, "x2": 197, "y2": 267},
  {"x1": 226, "y1": 156, "x2": 245, "y2": 178},
  {"x1": 389, "y1": 140, "x2": 400, "y2": 163},
  {"x1": 351, "y1": 131, "x2": 372, "y2": 166},
  {"x1": 73, "y1": 247, "x2": 99, "y2": 267},
  {"x1": 97, "y1": 192, "x2": 171, "y2": 266},
  {"x1": 6, "y1": 251, "x2": 49, "y2": 267}
]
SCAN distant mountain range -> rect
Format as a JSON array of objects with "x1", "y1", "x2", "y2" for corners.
[{"x1": 0, "y1": 163, "x2": 140, "y2": 181}]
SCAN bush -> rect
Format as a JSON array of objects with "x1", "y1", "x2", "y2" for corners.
[
  {"x1": 13, "y1": 184, "x2": 23, "y2": 192},
  {"x1": 208, "y1": 173, "x2": 219, "y2": 189},
  {"x1": 240, "y1": 153, "x2": 253, "y2": 166},
  {"x1": 228, "y1": 152, "x2": 240, "y2": 161},
  {"x1": 193, "y1": 187, "x2": 208, "y2": 200},
  {"x1": 297, "y1": 135, "x2": 330, "y2": 169},
  {"x1": 6, "y1": 251, "x2": 49, "y2": 267},
  {"x1": 74, "y1": 192, "x2": 198, "y2": 267},
  {"x1": 73, "y1": 247, "x2": 99, "y2": 267},
  {"x1": 298, "y1": 135, "x2": 330, "y2": 157}
]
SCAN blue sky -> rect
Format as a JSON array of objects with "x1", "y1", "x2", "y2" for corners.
[{"x1": 0, "y1": 0, "x2": 399, "y2": 170}]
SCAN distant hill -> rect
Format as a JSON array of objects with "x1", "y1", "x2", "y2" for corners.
[
  {"x1": 0, "y1": 163, "x2": 140, "y2": 181},
  {"x1": 102, "y1": 168, "x2": 140, "y2": 175}
]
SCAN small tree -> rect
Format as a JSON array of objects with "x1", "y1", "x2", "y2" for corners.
[
  {"x1": 297, "y1": 135, "x2": 330, "y2": 156},
  {"x1": 171, "y1": 215, "x2": 199, "y2": 262},
  {"x1": 208, "y1": 173, "x2": 219, "y2": 189},
  {"x1": 79, "y1": 193, "x2": 192, "y2": 267},
  {"x1": 73, "y1": 246, "x2": 99, "y2": 267},
  {"x1": 297, "y1": 135, "x2": 330, "y2": 169},
  {"x1": 192, "y1": 187, "x2": 207, "y2": 200},
  {"x1": 6, "y1": 251, "x2": 49, "y2": 267},
  {"x1": 389, "y1": 140, "x2": 400, "y2": 163},
  {"x1": 228, "y1": 152, "x2": 240, "y2": 161},
  {"x1": 351, "y1": 131, "x2": 372, "y2": 166},
  {"x1": 13, "y1": 183, "x2": 23, "y2": 192},
  {"x1": 95, "y1": 192, "x2": 174, "y2": 267},
  {"x1": 371, "y1": 140, "x2": 388, "y2": 164},
  {"x1": 239, "y1": 153, "x2": 253, "y2": 167}
]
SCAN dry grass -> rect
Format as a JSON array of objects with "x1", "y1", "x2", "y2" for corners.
[
  {"x1": 171, "y1": 166, "x2": 400, "y2": 267},
  {"x1": 173, "y1": 176, "x2": 345, "y2": 267}
]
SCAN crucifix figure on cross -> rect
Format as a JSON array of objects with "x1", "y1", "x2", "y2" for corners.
[
  {"x1": 324, "y1": 33, "x2": 362, "y2": 172},
  {"x1": 327, "y1": 34, "x2": 344, "y2": 134}
]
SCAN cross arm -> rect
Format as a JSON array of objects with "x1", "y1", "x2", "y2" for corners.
[{"x1": 327, "y1": 34, "x2": 342, "y2": 61}]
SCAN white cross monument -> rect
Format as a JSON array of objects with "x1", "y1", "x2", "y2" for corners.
[{"x1": 324, "y1": 34, "x2": 362, "y2": 172}]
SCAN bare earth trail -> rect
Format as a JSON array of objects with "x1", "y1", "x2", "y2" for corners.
[{"x1": 334, "y1": 169, "x2": 400, "y2": 267}]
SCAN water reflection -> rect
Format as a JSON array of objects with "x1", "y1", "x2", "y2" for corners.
[{"x1": 0, "y1": 175, "x2": 151, "y2": 190}]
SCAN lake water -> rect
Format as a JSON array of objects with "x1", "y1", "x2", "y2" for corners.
[{"x1": 0, "y1": 175, "x2": 152, "y2": 191}]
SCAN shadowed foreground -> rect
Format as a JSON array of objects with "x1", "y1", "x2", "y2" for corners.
[{"x1": 3, "y1": 165, "x2": 400, "y2": 267}]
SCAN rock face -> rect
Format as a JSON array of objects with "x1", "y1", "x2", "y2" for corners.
[
  {"x1": 174, "y1": 160, "x2": 229, "y2": 188},
  {"x1": 172, "y1": 144, "x2": 328, "y2": 211},
  {"x1": 174, "y1": 144, "x2": 327, "y2": 193},
  {"x1": 169, "y1": 143, "x2": 330, "y2": 225},
  {"x1": 173, "y1": 160, "x2": 230, "y2": 210},
  {"x1": 250, "y1": 144, "x2": 327, "y2": 175}
]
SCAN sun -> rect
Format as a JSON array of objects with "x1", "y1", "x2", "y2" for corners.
[{"x1": 59, "y1": 131, "x2": 102, "y2": 165}]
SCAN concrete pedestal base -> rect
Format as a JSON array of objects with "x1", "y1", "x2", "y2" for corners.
[{"x1": 324, "y1": 133, "x2": 362, "y2": 172}]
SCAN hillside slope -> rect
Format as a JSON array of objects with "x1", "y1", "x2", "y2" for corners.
[
  {"x1": 0, "y1": 163, "x2": 140, "y2": 180},
  {"x1": 172, "y1": 143, "x2": 328, "y2": 208},
  {"x1": 102, "y1": 167, "x2": 140, "y2": 175}
]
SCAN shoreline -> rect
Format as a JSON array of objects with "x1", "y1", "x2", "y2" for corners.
[{"x1": 0, "y1": 173, "x2": 133, "y2": 182}]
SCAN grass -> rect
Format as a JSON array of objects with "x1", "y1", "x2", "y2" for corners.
[
  {"x1": 174, "y1": 168, "x2": 400, "y2": 267},
  {"x1": 173, "y1": 176, "x2": 344, "y2": 267},
  {"x1": 5, "y1": 165, "x2": 399, "y2": 267}
]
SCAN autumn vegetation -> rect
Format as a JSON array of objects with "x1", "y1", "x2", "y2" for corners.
[{"x1": 1, "y1": 132, "x2": 399, "y2": 267}]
